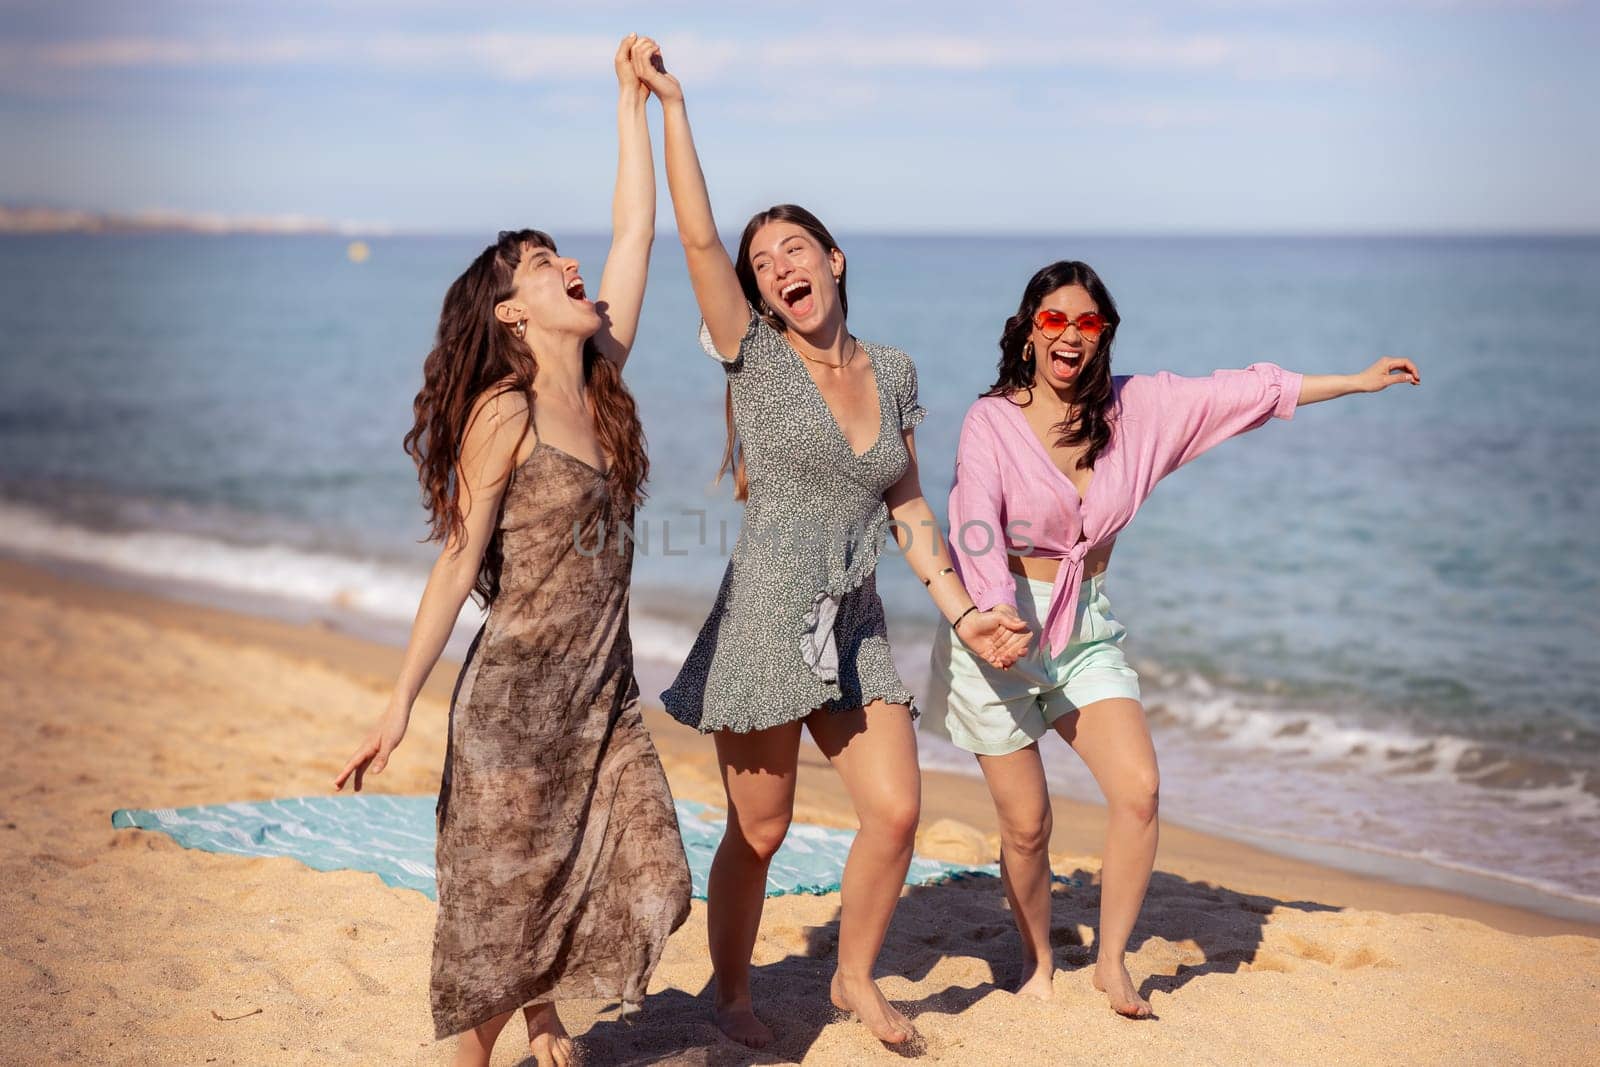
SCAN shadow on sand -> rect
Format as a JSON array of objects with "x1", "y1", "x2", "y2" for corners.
[{"x1": 522, "y1": 868, "x2": 1340, "y2": 1064}]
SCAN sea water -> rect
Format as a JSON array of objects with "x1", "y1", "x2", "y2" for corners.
[{"x1": 2, "y1": 232, "x2": 1596, "y2": 909}]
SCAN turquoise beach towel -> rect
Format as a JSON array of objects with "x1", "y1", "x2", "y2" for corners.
[{"x1": 109, "y1": 796, "x2": 1000, "y2": 900}]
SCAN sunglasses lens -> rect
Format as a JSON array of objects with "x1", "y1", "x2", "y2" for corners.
[
  {"x1": 1035, "y1": 310, "x2": 1068, "y2": 337},
  {"x1": 1037, "y1": 310, "x2": 1108, "y2": 340}
]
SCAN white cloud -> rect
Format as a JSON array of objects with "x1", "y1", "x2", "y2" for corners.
[
  {"x1": 22, "y1": 33, "x2": 621, "y2": 81},
  {"x1": 364, "y1": 33, "x2": 620, "y2": 81},
  {"x1": 9, "y1": 27, "x2": 1391, "y2": 85}
]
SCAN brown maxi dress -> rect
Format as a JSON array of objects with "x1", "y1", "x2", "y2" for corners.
[{"x1": 429, "y1": 438, "x2": 691, "y2": 1040}]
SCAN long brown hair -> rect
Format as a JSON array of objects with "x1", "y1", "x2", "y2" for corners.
[
  {"x1": 984, "y1": 260, "x2": 1122, "y2": 471},
  {"x1": 404, "y1": 228, "x2": 649, "y2": 606},
  {"x1": 715, "y1": 204, "x2": 849, "y2": 501}
]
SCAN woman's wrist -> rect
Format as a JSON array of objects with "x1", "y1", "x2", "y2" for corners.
[
  {"x1": 951, "y1": 604, "x2": 979, "y2": 634},
  {"x1": 1299, "y1": 372, "x2": 1365, "y2": 405}
]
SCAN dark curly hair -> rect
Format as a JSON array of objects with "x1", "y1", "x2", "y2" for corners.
[
  {"x1": 403, "y1": 228, "x2": 648, "y2": 607},
  {"x1": 983, "y1": 260, "x2": 1122, "y2": 471}
]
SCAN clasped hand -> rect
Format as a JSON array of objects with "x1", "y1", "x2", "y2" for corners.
[{"x1": 957, "y1": 605, "x2": 1032, "y2": 669}]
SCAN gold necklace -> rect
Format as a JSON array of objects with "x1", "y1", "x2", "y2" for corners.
[{"x1": 793, "y1": 335, "x2": 859, "y2": 370}]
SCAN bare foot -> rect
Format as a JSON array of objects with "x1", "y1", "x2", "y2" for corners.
[
  {"x1": 714, "y1": 998, "x2": 773, "y2": 1049},
  {"x1": 1091, "y1": 959, "x2": 1152, "y2": 1018},
  {"x1": 524, "y1": 1001, "x2": 574, "y2": 1067},
  {"x1": 830, "y1": 972, "x2": 918, "y2": 1045},
  {"x1": 1015, "y1": 962, "x2": 1055, "y2": 1001}
]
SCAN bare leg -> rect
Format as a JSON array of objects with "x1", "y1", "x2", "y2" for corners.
[
  {"x1": 522, "y1": 1001, "x2": 572, "y2": 1067},
  {"x1": 707, "y1": 722, "x2": 802, "y2": 1048},
  {"x1": 450, "y1": 1008, "x2": 514, "y2": 1067},
  {"x1": 975, "y1": 743, "x2": 1056, "y2": 999},
  {"x1": 807, "y1": 700, "x2": 921, "y2": 1045},
  {"x1": 1052, "y1": 698, "x2": 1159, "y2": 1017}
]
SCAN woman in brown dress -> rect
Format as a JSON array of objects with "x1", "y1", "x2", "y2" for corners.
[{"x1": 333, "y1": 35, "x2": 690, "y2": 1067}]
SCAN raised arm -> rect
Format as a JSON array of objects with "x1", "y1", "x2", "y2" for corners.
[
  {"x1": 333, "y1": 388, "x2": 526, "y2": 791},
  {"x1": 591, "y1": 34, "x2": 657, "y2": 370},
  {"x1": 632, "y1": 41, "x2": 750, "y2": 359}
]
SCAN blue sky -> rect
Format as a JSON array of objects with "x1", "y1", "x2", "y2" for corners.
[{"x1": 2, "y1": 0, "x2": 1596, "y2": 233}]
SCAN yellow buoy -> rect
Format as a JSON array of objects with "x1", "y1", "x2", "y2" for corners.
[{"x1": 346, "y1": 240, "x2": 370, "y2": 263}]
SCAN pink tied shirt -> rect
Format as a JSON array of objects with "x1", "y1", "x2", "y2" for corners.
[{"x1": 947, "y1": 364, "x2": 1304, "y2": 657}]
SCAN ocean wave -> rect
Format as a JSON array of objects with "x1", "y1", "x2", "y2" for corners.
[
  {"x1": 0, "y1": 496, "x2": 717, "y2": 679},
  {"x1": 1136, "y1": 663, "x2": 1600, "y2": 808},
  {"x1": 0, "y1": 497, "x2": 469, "y2": 626},
  {"x1": 4, "y1": 495, "x2": 1597, "y2": 906}
]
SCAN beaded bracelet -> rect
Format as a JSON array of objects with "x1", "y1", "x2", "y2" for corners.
[{"x1": 921, "y1": 566, "x2": 956, "y2": 588}]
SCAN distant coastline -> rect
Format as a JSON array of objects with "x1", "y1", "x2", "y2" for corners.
[{"x1": 0, "y1": 205, "x2": 389, "y2": 236}]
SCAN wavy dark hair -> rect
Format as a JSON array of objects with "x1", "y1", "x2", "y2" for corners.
[
  {"x1": 713, "y1": 204, "x2": 848, "y2": 500},
  {"x1": 403, "y1": 228, "x2": 649, "y2": 606},
  {"x1": 984, "y1": 260, "x2": 1122, "y2": 471}
]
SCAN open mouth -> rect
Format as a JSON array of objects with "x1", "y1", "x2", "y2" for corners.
[
  {"x1": 565, "y1": 277, "x2": 588, "y2": 302},
  {"x1": 779, "y1": 278, "x2": 814, "y2": 316},
  {"x1": 1050, "y1": 348, "x2": 1084, "y2": 376}
]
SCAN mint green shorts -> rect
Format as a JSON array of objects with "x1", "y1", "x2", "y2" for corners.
[{"x1": 926, "y1": 572, "x2": 1141, "y2": 756}]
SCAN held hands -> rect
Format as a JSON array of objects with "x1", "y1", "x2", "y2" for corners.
[
  {"x1": 333, "y1": 701, "x2": 410, "y2": 794},
  {"x1": 614, "y1": 33, "x2": 649, "y2": 104},
  {"x1": 629, "y1": 35, "x2": 682, "y2": 103},
  {"x1": 1357, "y1": 356, "x2": 1421, "y2": 393},
  {"x1": 956, "y1": 604, "x2": 1033, "y2": 669}
]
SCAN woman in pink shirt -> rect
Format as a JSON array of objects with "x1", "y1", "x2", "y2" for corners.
[{"x1": 927, "y1": 259, "x2": 1420, "y2": 1018}]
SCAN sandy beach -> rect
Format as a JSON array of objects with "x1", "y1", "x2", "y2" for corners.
[{"x1": 2, "y1": 555, "x2": 1596, "y2": 1065}]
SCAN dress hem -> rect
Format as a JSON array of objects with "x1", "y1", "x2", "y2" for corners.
[
  {"x1": 659, "y1": 685, "x2": 919, "y2": 735},
  {"x1": 433, "y1": 971, "x2": 627, "y2": 1041}
]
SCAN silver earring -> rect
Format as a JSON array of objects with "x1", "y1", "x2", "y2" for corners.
[{"x1": 514, "y1": 320, "x2": 527, "y2": 340}]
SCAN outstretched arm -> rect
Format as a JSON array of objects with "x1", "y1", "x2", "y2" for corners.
[
  {"x1": 1131, "y1": 355, "x2": 1420, "y2": 490},
  {"x1": 1298, "y1": 356, "x2": 1420, "y2": 405},
  {"x1": 333, "y1": 389, "x2": 526, "y2": 792},
  {"x1": 633, "y1": 41, "x2": 750, "y2": 360},
  {"x1": 591, "y1": 34, "x2": 657, "y2": 370}
]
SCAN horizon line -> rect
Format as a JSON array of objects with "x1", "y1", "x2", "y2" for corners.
[
  {"x1": 5, "y1": 204, "x2": 1598, "y2": 241},
  {"x1": 4, "y1": 226, "x2": 1599, "y2": 241}
]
